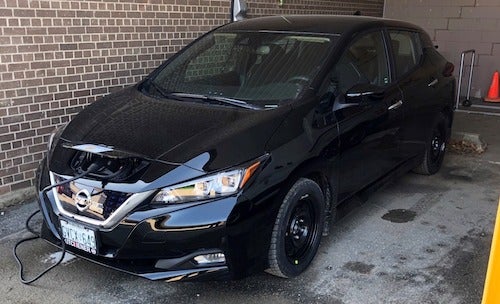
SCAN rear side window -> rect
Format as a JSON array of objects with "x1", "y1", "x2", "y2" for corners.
[{"x1": 389, "y1": 31, "x2": 423, "y2": 78}]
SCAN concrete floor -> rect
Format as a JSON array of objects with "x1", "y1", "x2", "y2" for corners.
[{"x1": 0, "y1": 112, "x2": 498, "y2": 304}]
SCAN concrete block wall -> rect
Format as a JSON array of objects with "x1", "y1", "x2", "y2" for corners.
[
  {"x1": 384, "y1": 0, "x2": 500, "y2": 99},
  {"x1": 0, "y1": 0, "x2": 384, "y2": 202}
]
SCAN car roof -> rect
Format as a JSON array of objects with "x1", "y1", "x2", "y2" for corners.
[{"x1": 220, "y1": 15, "x2": 422, "y2": 35}]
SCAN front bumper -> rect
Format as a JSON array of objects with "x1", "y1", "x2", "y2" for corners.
[
  {"x1": 40, "y1": 220, "x2": 230, "y2": 281},
  {"x1": 37, "y1": 169, "x2": 244, "y2": 281},
  {"x1": 39, "y1": 192, "x2": 236, "y2": 281}
]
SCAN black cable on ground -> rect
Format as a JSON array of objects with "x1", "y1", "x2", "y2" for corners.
[
  {"x1": 13, "y1": 164, "x2": 102, "y2": 284},
  {"x1": 13, "y1": 209, "x2": 68, "y2": 284}
]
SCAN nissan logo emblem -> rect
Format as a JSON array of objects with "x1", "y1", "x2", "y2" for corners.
[{"x1": 75, "y1": 189, "x2": 92, "y2": 212}]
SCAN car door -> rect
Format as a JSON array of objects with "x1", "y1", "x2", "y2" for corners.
[
  {"x1": 330, "y1": 30, "x2": 405, "y2": 202},
  {"x1": 388, "y1": 29, "x2": 440, "y2": 159}
]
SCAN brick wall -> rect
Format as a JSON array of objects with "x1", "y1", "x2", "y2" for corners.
[
  {"x1": 246, "y1": 0, "x2": 384, "y2": 17},
  {"x1": 384, "y1": 0, "x2": 500, "y2": 99},
  {"x1": 0, "y1": 0, "x2": 384, "y2": 199}
]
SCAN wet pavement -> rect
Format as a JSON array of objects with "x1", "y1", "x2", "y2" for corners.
[{"x1": 0, "y1": 112, "x2": 499, "y2": 304}]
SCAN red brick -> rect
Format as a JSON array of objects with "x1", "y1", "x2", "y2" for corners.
[
  {"x1": 28, "y1": 143, "x2": 46, "y2": 153},
  {"x1": 19, "y1": 162, "x2": 38, "y2": 172},
  {"x1": 12, "y1": 141, "x2": 22, "y2": 149},
  {"x1": 9, "y1": 124, "x2": 20, "y2": 132},
  {"x1": 10, "y1": 180, "x2": 32, "y2": 191},
  {"x1": 13, "y1": 8, "x2": 35, "y2": 17},
  {"x1": 0, "y1": 9, "x2": 13, "y2": 17},
  {"x1": 48, "y1": 27, "x2": 67, "y2": 35},
  {"x1": 2, "y1": 80, "x2": 21, "y2": 89},
  {"x1": 24, "y1": 170, "x2": 35, "y2": 179},
  {"x1": 43, "y1": 77, "x2": 62, "y2": 85},
  {"x1": 57, "y1": 10, "x2": 76, "y2": 18},
  {"x1": 0, "y1": 185, "x2": 9, "y2": 196},
  {"x1": 15, "y1": 130, "x2": 36, "y2": 140},
  {"x1": 34, "y1": 94, "x2": 53, "y2": 102},
  {"x1": 36, "y1": 9, "x2": 56, "y2": 17},
  {"x1": 60, "y1": 44, "x2": 78, "y2": 50},
  {"x1": 26, "y1": 27, "x2": 47, "y2": 35},
  {"x1": 2, "y1": 114, "x2": 23, "y2": 125},
  {"x1": 6, "y1": 147, "x2": 27, "y2": 159},
  {"x1": 13, "y1": 96, "x2": 34, "y2": 105}
]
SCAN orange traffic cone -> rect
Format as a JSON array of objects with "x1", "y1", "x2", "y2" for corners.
[{"x1": 485, "y1": 71, "x2": 500, "y2": 103}]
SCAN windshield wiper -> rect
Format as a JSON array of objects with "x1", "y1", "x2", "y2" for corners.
[
  {"x1": 169, "y1": 93, "x2": 262, "y2": 110},
  {"x1": 144, "y1": 80, "x2": 187, "y2": 101},
  {"x1": 146, "y1": 79, "x2": 169, "y2": 98}
]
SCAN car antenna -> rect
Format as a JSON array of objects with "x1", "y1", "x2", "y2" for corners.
[{"x1": 353, "y1": 10, "x2": 362, "y2": 16}]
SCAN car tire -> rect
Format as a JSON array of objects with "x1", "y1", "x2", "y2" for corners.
[
  {"x1": 266, "y1": 178, "x2": 325, "y2": 278},
  {"x1": 413, "y1": 113, "x2": 449, "y2": 175}
]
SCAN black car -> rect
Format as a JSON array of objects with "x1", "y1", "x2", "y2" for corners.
[{"x1": 36, "y1": 15, "x2": 455, "y2": 281}]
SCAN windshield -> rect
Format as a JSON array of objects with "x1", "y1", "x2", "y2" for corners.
[{"x1": 145, "y1": 31, "x2": 336, "y2": 107}]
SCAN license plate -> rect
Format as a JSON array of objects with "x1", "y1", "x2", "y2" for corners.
[{"x1": 60, "y1": 219, "x2": 97, "y2": 255}]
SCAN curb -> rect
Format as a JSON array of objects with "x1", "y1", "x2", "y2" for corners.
[
  {"x1": 450, "y1": 131, "x2": 487, "y2": 153},
  {"x1": 0, "y1": 187, "x2": 36, "y2": 210}
]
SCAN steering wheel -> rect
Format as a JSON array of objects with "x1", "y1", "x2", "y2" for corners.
[{"x1": 286, "y1": 75, "x2": 310, "y2": 84}]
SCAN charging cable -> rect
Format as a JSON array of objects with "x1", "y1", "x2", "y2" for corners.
[{"x1": 13, "y1": 164, "x2": 101, "y2": 284}]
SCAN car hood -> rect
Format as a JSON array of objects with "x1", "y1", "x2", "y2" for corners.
[{"x1": 56, "y1": 86, "x2": 291, "y2": 176}]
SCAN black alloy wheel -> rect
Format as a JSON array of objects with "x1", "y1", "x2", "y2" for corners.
[
  {"x1": 430, "y1": 128, "x2": 446, "y2": 164},
  {"x1": 413, "y1": 113, "x2": 449, "y2": 175},
  {"x1": 266, "y1": 178, "x2": 325, "y2": 278}
]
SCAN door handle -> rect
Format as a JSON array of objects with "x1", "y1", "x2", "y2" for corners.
[
  {"x1": 388, "y1": 100, "x2": 403, "y2": 111},
  {"x1": 428, "y1": 78, "x2": 438, "y2": 87}
]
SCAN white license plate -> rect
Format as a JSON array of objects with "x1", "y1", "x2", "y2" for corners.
[{"x1": 60, "y1": 219, "x2": 97, "y2": 255}]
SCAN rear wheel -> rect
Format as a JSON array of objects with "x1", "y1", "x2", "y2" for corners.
[
  {"x1": 266, "y1": 178, "x2": 325, "y2": 278},
  {"x1": 413, "y1": 113, "x2": 449, "y2": 175}
]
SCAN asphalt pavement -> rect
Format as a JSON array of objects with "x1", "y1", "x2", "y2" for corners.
[{"x1": 0, "y1": 112, "x2": 499, "y2": 304}]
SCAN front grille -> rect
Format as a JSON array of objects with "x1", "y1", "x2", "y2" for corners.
[
  {"x1": 102, "y1": 190, "x2": 130, "y2": 218},
  {"x1": 53, "y1": 173, "x2": 132, "y2": 221}
]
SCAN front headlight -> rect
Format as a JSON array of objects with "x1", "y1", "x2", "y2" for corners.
[{"x1": 152, "y1": 161, "x2": 261, "y2": 204}]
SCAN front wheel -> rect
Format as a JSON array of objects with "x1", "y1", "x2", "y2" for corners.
[
  {"x1": 413, "y1": 113, "x2": 449, "y2": 175},
  {"x1": 266, "y1": 178, "x2": 325, "y2": 278}
]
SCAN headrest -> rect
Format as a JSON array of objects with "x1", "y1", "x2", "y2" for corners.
[{"x1": 255, "y1": 45, "x2": 270, "y2": 55}]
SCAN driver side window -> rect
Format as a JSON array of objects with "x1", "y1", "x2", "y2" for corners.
[{"x1": 331, "y1": 31, "x2": 389, "y2": 94}]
